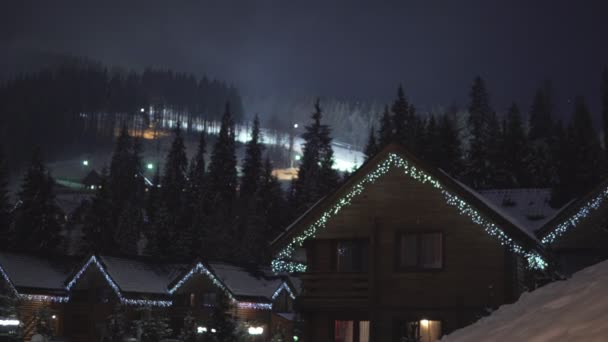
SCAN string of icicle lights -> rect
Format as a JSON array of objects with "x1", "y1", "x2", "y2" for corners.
[
  {"x1": 0, "y1": 264, "x2": 69, "y2": 303},
  {"x1": 66, "y1": 256, "x2": 172, "y2": 307},
  {"x1": 541, "y1": 186, "x2": 608, "y2": 245},
  {"x1": 271, "y1": 153, "x2": 548, "y2": 273},
  {"x1": 272, "y1": 282, "x2": 296, "y2": 300}
]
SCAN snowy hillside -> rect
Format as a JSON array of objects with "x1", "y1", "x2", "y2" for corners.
[{"x1": 441, "y1": 260, "x2": 608, "y2": 342}]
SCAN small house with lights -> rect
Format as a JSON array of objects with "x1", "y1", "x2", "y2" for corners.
[
  {"x1": 81, "y1": 170, "x2": 103, "y2": 190},
  {"x1": 0, "y1": 252, "x2": 298, "y2": 342},
  {"x1": 270, "y1": 143, "x2": 549, "y2": 342},
  {"x1": 537, "y1": 179, "x2": 608, "y2": 275}
]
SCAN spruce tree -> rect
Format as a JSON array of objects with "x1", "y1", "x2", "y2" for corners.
[
  {"x1": 82, "y1": 168, "x2": 114, "y2": 252},
  {"x1": 364, "y1": 125, "x2": 378, "y2": 161},
  {"x1": 115, "y1": 202, "x2": 143, "y2": 255},
  {"x1": 209, "y1": 292, "x2": 239, "y2": 342},
  {"x1": 602, "y1": 68, "x2": 608, "y2": 158},
  {"x1": 378, "y1": 105, "x2": 393, "y2": 147},
  {"x1": 527, "y1": 84, "x2": 555, "y2": 187},
  {"x1": 570, "y1": 96, "x2": 602, "y2": 197},
  {"x1": 206, "y1": 103, "x2": 238, "y2": 259},
  {"x1": 294, "y1": 99, "x2": 338, "y2": 215},
  {"x1": 161, "y1": 123, "x2": 188, "y2": 213},
  {"x1": 392, "y1": 85, "x2": 410, "y2": 145},
  {"x1": 502, "y1": 104, "x2": 531, "y2": 187},
  {"x1": 13, "y1": 149, "x2": 62, "y2": 252},
  {"x1": 240, "y1": 115, "x2": 264, "y2": 199},
  {"x1": 437, "y1": 112, "x2": 463, "y2": 177},
  {"x1": 423, "y1": 116, "x2": 441, "y2": 166},
  {"x1": 260, "y1": 157, "x2": 286, "y2": 242},
  {"x1": 0, "y1": 147, "x2": 11, "y2": 248},
  {"x1": 186, "y1": 131, "x2": 207, "y2": 257},
  {"x1": 465, "y1": 76, "x2": 494, "y2": 189},
  {"x1": 550, "y1": 121, "x2": 574, "y2": 207}
]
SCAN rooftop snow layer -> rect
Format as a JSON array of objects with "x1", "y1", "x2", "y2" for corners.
[
  {"x1": 209, "y1": 262, "x2": 284, "y2": 300},
  {"x1": 442, "y1": 259, "x2": 608, "y2": 342},
  {"x1": 99, "y1": 255, "x2": 187, "y2": 295},
  {"x1": 0, "y1": 252, "x2": 77, "y2": 291},
  {"x1": 478, "y1": 188, "x2": 563, "y2": 234}
]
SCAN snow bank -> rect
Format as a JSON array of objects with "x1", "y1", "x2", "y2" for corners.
[{"x1": 441, "y1": 260, "x2": 608, "y2": 342}]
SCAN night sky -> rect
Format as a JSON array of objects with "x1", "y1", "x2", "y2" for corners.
[{"x1": 2, "y1": 0, "x2": 608, "y2": 115}]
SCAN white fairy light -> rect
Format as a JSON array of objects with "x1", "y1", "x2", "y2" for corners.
[
  {"x1": 0, "y1": 264, "x2": 69, "y2": 303},
  {"x1": 271, "y1": 153, "x2": 548, "y2": 273},
  {"x1": 272, "y1": 282, "x2": 296, "y2": 300}
]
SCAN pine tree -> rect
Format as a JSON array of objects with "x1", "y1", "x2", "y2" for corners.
[
  {"x1": 294, "y1": 99, "x2": 338, "y2": 215},
  {"x1": 527, "y1": 84, "x2": 555, "y2": 187},
  {"x1": 570, "y1": 96, "x2": 602, "y2": 198},
  {"x1": 161, "y1": 123, "x2": 188, "y2": 213},
  {"x1": 0, "y1": 147, "x2": 12, "y2": 248},
  {"x1": 185, "y1": 131, "x2": 207, "y2": 257},
  {"x1": 392, "y1": 85, "x2": 410, "y2": 147},
  {"x1": 209, "y1": 292, "x2": 239, "y2": 342},
  {"x1": 550, "y1": 121, "x2": 575, "y2": 207},
  {"x1": 145, "y1": 167, "x2": 161, "y2": 223},
  {"x1": 423, "y1": 116, "x2": 441, "y2": 167},
  {"x1": 206, "y1": 103, "x2": 238, "y2": 259},
  {"x1": 240, "y1": 115, "x2": 264, "y2": 199},
  {"x1": 364, "y1": 125, "x2": 378, "y2": 161},
  {"x1": 115, "y1": 202, "x2": 143, "y2": 255},
  {"x1": 528, "y1": 84, "x2": 553, "y2": 141},
  {"x1": 502, "y1": 104, "x2": 531, "y2": 187},
  {"x1": 237, "y1": 116, "x2": 266, "y2": 263},
  {"x1": 437, "y1": 112, "x2": 463, "y2": 177},
  {"x1": 464, "y1": 76, "x2": 494, "y2": 189},
  {"x1": 378, "y1": 105, "x2": 393, "y2": 147},
  {"x1": 82, "y1": 168, "x2": 114, "y2": 252},
  {"x1": 132, "y1": 307, "x2": 172, "y2": 342},
  {"x1": 178, "y1": 312, "x2": 197, "y2": 342},
  {"x1": 602, "y1": 68, "x2": 608, "y2": 158},
  {"x1": 13, "y1": 149, "x2": 62, "y2": 252},
  {"x1": 260, "y1": 157, "x2": 286, "y2": 242},
  {"x1": 102, "y1": 305, "x2": 128, "y2": 342}
]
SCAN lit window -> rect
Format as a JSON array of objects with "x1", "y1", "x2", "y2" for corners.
[
  {"x1": 395, "y1": 319, "x2": 442, "y2": 342},
  {"x1": 398, "y1": 233, "x2": 443, "y2": 270}
]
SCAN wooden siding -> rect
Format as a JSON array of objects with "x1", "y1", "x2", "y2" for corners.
[{"x1": 299, "y1": 167, "x2": 523, "y2": 341}]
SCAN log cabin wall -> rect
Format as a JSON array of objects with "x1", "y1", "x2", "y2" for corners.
[{"x1": 298, "y1": 167, "x2": 524, "y2": 341}]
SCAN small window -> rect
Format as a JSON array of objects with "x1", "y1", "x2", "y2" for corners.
[
  {"x1": 335, "y1": 240, "x2": 369, "y2": 272},
  {"x1": 398, "y1": 233, "x2": 443, "y2": 270}
]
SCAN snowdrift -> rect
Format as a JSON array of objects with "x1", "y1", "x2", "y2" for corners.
[{"x1": 442, "y1": 260, "x2": 608, "y2": 342}]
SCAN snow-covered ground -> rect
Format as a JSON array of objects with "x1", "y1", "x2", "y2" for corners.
[{"x1": 441, "y1": 260, "x2": 608, "y2": 342}]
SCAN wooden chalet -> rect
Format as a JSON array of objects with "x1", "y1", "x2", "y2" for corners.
[
  {"x1": 537, "y1": 179, "x2": 608, "y2": 275},
  {"x1": 271, "y1": 143, "x2": 548, "y2": 342},
  {"x1": 0, "y1": 252, "x2": 298, "y2": 342}
]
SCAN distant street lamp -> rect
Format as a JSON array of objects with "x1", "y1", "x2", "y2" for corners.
[
  {"x1": 140, "y1": 107, "x2": 145, "y2": 113},
  {"x1": 147, "y1": 163, "x2": 154, "y2": 170},
  {"x1": 82, "y1": 160, "x2": 89, "y2": 166},
  {"x1": 293, "y1": 123, "x2": 299, "y2": 129}
]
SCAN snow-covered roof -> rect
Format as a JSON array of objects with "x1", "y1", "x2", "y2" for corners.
[
  {"x1": 209, "y1": 262, "x2": 285, "y2": 300},
  {"x1": 477, "y1": 188, "x2": 563, "y2": 234},
  {"x1": 0, "y1": 252, "x2": 77, "y2": 293},
  {"x1": 99, "y1": 255, "x2": 187, "y2": 295},
  {"x1": 441, "y1": 260, "x2": 608, "y2": 342}
]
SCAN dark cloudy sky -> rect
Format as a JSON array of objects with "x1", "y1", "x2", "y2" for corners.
[{"x1": 2, "y1": 0, "x2": 608, "y2": 114}]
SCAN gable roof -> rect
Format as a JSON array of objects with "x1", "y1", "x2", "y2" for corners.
[
  {"x1": 65, "y1": 255, "x2": 174, "y2": 306},
  {"x1": 0, "y1": 252, "x2": 77, "y2": 302},
  {"x1": 537, "y1": 178, "x2": 608, "y2": 245},
  {"x1": 209, "y1": 262, "x2": 286, "y2": 302},
  {"x1": 477, "y1": 188, "x2": 564, "y2": 234},
  {"x1": 271, "y1": 143, "x2": 548, "y2": 272}
]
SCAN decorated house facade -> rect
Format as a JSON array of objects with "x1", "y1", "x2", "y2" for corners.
[
  {"x1": 271, "y1": 144, "x2": 549, "y2": 342},
  {"x1": 0, "y1": 252, "x2": 298, "y2": 342},
  {"x1": 537, "y1": 179, "x2": 608, "y2": 275}
]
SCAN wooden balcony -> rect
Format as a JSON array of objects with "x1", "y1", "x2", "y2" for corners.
[{"x1": 298, "y1": 272, "x2": 370, "y2": 309}]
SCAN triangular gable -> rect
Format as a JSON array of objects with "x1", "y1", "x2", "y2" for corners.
[
  {"x1": 169, "y1": 262, "x2": 275, "y2": 310},
  {"x1": 65, "y1": 255, "x2": 172, "y2": 307},
  {"x1": 271, "y1": 143, "x2": 547, "y2": 273},
  {"x1": 538, "y1": 179, "x2": 608, "y2": 245},
  {"x1": 272, "y1": 282, "x2": 296, "y2": 301}
]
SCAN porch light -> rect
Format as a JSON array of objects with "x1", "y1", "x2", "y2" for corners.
[
  {"x1": 0, "y1": 319, "x2": 20, "y2": 326},
  {"x1": 248, "y1": 326, "x2": 264, "y2": 335},
  {"x1": 420, "y1": 319, "x2": 429, "y2": 327}
]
